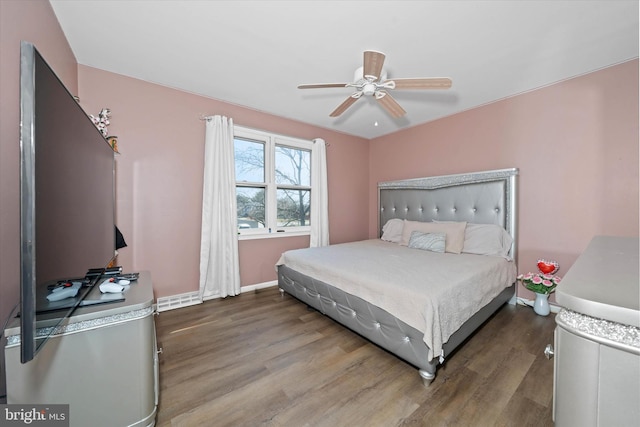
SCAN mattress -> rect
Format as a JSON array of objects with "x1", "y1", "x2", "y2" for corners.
[{"x1": 277, "y1": 239, "x2": 517, "y2": 360}]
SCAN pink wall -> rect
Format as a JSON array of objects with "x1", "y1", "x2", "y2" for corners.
[
  {"x1": 369, "y1": 59, "x2": 639, "y2": 300},
  {"x1": 0, "y1": 0, "x2": 79, "y2": 399},
  {"x1": 76, "y1": 66, "x2": 370, "y2": 298},
  {"x1": 0, "y1": 3, "x2": 636, "y2": 401},
  {"x1": 1, "y1": 0, "x2": 637, "y2": 321}
]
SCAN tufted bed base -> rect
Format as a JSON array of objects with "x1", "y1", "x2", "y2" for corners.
[
  {"x1": 278, "y1": 265, "x2": 516, "y2": 385},
  {"x1": 277, "y1": 168, "x2": 519, "y2": 385}
]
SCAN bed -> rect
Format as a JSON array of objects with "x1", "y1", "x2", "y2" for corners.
[{"x1": 277, "y1": 168, "x2": 519, "y2": 385}]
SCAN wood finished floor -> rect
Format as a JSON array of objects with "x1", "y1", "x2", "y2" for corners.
[{"x1": 154, "y1": 287, "x2": 556, "y2": 427}]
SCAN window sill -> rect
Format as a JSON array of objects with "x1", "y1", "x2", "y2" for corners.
[{"x1": 238, "y1": 230, "x2": 310, "y2": 241}]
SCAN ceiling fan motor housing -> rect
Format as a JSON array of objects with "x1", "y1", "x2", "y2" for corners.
[{"x1": 355, "y1": 66, "x2": 387, "y2": 82}]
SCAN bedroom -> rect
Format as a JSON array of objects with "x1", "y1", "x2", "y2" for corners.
[{"x1": 0, "y1": 0, "x2": 638, "y2": 424}]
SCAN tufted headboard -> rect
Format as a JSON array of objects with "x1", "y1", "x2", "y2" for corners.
[{"x1": 378, "y1": 168, "x2": 518, "y2": 260}]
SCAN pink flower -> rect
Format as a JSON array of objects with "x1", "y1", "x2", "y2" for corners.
[
  {"x1": 542, "y1": 279, "x2": 553, "y2": 287},
  {"x1": 531, "y1": 276, "x2": 543, "y2": 284}
]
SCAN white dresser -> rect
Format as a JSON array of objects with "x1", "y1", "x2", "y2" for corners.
[
  {"x1": 554, "y1": 236, "x2": 639, "y2": 426},
  {"x1": 4, "y1": 271, "x2": 158, "y2": 427}
]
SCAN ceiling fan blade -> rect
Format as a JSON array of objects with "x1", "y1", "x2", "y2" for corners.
[
  {"x1": 363, "y1": 50, "x2": 385, "y2": 80},
  {"x1": 298, "y1": 83, "x2": 350, "y2": 89},
  {"x1": 375, "y1": 91, "x2": 406, "y2": 118},
  {"x1": 329, "y1": 94, "x2": 360, "y2": 117},
  {"x1": 385, "y1": 77, "x2": 452, "y2": 90}
]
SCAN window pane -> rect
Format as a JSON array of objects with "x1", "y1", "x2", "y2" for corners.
[
  {"x1": 236, "y1": 187, "x2": 265, "y2": 229},
  {"x1": 277, "y1": 189, "x2": 310, "y2": 227},
  {"x1": 275, "y1": 146, "x2": 310, "y2": 186},
  {"x1": 235, "y1": 138, "x2": 264, "y2": 183}
]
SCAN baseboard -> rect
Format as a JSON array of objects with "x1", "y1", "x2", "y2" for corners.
[
  {"x1": 156, "y1": 280, "x2": 279, "y2": 312},
  {"x1": 237, "y1": 280, "x2": 278, "y2": 293},
  {"x1": 158, "y1": 285, "x2": 560, "y2": 315},
  {"x1": 516, "y1": 297, "x2": 562, "y2": 314}
]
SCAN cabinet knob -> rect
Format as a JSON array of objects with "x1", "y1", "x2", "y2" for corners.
[{"x1": 544, "y1": 344, "x2": 554, "y2": 359}]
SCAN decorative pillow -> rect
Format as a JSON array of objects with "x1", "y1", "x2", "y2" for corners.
[
  {"x1": 400, "y1": 220, "x2": 467, "y2": 254},
  {"x1": 434, "y1": 220, "x2": 513, "y2": 259},
  {"x1": 463, "y1": 223, "x2": 513, "y2": 259},
  {"x1": 408, "y1": 231, "x2": 446, "y2": 253},
  {"x1": 381, "y1": 218, "x2": 404, "y2": 243}
]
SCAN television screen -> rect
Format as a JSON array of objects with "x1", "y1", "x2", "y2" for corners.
[{"x1": 20, "y1": 41, "x2": 115, "y2": 362}]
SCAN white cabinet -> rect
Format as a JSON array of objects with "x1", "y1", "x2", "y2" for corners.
[
  {"x1": 4, "y1": 271, "x2": 158, "y2": 427},
  {"x1": 554, "y1": 315, "x2": 639, "y2": 426},
  {"x1": 554, "y1": 236, "x2": 640, "y2": 427}
]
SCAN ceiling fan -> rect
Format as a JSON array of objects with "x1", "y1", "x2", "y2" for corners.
[{"x1": 298, "y1": 50, "x2": 452, "y2": 118}]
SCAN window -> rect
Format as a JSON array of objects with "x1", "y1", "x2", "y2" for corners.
[{"x1": 234, "y1": 126, "x2": 312, "y2": 237}]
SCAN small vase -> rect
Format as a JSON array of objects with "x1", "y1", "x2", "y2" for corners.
[
  {"x1": 107, "y1": 136, "x2": 119, "y2": 153},
  {"x1": 533, "y1": 292, "x2": 550, "y2": 316}
]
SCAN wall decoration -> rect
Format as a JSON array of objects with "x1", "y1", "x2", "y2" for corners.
[{"x1": 90, "y1": 108, "x2": 111, "y2": 137}]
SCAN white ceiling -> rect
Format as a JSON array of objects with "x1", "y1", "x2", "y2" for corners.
[{"x1": 49, "y1": 1, "x2": 638, "y2": 139}]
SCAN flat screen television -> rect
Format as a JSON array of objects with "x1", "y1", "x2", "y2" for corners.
[{"x1": 19, "y1": 41, "x2": 116, "y2": 363}]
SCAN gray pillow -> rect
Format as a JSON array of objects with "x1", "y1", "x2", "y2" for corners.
[
  {"x1": 400, "y1": 220, "x2": 466, "y2": 253},
  {"x1": 408, "y1": 231, "x2": 446, "y2": 253}
]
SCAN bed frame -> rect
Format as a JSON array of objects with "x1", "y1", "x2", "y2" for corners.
[{"x1": 278, "y1": 168, "x2": 519, "y2": 385}]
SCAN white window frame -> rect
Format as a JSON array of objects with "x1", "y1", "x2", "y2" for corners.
[{"x1": 234, "y1": 125, "x2": 313, "y2": 240}]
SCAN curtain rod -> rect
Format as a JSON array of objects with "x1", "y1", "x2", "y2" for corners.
[{"x1": 198, "y1": 114, "x2": 329, "y2": 146}]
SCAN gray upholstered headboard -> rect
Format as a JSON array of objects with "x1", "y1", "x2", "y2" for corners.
[{"x1": 378, "y1": 168, "x2": 518, "y2": 260}]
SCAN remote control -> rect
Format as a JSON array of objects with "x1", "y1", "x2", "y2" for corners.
[
  {"x1": 115, "y1": 273, "x2": 139, "y2": 281},
  {"x1": 99, "y1": 278, "x2": 125, "y2": 293},
  {"x1": 46, "y1": 282, "x2": 81, "y2": 301}
]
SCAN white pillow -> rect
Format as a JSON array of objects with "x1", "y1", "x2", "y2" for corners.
[
  {"x1": 434, "y1": 221, "x2": 513, "y2": 259},
  {"x1": 400, "y1": 220, "x2": 467, "y2": 254},
  {"x1": 463, "y1": 223, "x2": 513, "y2": 259},
  {"x1": 381, "y1": 218, "x2": 404, "y2": 243}
]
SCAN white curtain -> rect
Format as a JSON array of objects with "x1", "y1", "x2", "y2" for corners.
[
  {"x1": 199, "y1": 115, "x2": 241, "y2": 299},
  {"x1": 310, "y1": 138, "x2": 329, "y2": 247}
]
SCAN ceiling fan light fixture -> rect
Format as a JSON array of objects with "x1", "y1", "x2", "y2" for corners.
[{"x1": 362, "y1": 82, "x2": 377, "y2": 96}]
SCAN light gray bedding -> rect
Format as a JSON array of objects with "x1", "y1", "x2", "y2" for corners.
[{"x1": 277, "y1": 238, "x2": 517, "y2": 361}]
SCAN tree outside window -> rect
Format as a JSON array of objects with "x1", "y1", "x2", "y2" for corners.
[{"x1": 234, "y1": 128, "x2": 311, "y2": 235}]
